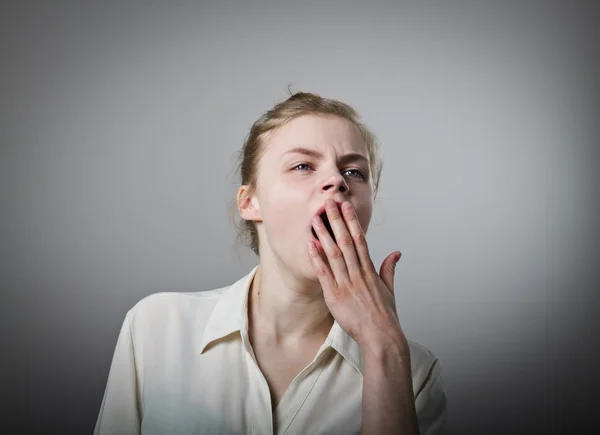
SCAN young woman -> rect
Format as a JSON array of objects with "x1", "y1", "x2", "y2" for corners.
[{"x1": 94, "y1": 92, "x2": 447, "y2": 435}]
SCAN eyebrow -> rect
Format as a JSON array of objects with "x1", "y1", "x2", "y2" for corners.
[{"x1": 284, "y1": 147, "x2": 369, "y2": 165}]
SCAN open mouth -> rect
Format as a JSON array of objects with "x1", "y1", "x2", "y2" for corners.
[{"x1": 312, "y1": 211, "x2": 336, "y2": 242}]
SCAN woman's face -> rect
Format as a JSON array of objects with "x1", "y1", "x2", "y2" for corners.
[{"x1": 249, "y1": 113, "x2": 374, "y2": 281}]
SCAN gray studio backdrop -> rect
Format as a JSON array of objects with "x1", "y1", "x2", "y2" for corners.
[{"x1": 2, "y1": 1, "x2": 598, "y2": 434}]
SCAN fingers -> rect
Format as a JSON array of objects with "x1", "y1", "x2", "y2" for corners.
[
  {"x1": 307, "y1": 240, "x2": 336, "y2": 289},
  {"x1": 312, "y1": 209, "x2": 351, "y2": 284},
  {"x1": 311, "y1": 199, "x2": 378, "y2": 287},
  {"x1": 326, "y1": 200, "x2": 362, "y2": 272},
  {"x1": 339, "y1": 201, "x2": 375, "y2": 272},
  {"x1": 379, "y1": 251, "x2": 401, "y2": 295}
]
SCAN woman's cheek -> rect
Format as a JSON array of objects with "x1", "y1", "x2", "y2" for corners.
[
  {"x1": 356, "y1": 204, "x2": 373, "y2": 234},
  {"x1": 266, "y1": 191, "x2": 300, "y2": 230}
]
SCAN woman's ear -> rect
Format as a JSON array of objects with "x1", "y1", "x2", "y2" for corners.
[{"x1": 237, "y1": 185, "x2": 262, "y2": 222}]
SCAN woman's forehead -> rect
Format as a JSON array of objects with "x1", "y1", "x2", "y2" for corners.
[{"x1": 263, "y1": 114, "x2": 368, "y2": 157}]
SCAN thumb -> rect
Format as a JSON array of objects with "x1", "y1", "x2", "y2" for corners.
[{"x1": 379, "y1": 251, "x2": 401, "y2": 294}]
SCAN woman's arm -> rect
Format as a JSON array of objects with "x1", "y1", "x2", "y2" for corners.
[
  {"x1": 362, "y1": 337, "x2": 419, "y2": 435},
  {"x1": 308, "y1": 200, "x2": 446, "y2": 434}
]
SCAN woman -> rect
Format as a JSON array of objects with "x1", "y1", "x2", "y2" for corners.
[{"x1": 94, "y1": 92, "x2": 447, "y2": 435}]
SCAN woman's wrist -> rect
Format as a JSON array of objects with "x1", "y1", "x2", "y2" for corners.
[{"x1": 360, "y1": 326, "x2": 410, "y2": 362}]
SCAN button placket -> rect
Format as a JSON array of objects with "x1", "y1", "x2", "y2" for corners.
[
  {"x1": 245, "y1": 349, "x2": 274, "y2": 435},
  {"x1": 276, "y1": 349, "x2": 332, "y2": 435}
]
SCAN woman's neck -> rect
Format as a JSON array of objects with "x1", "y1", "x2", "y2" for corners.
[{"x1": 248, "y1": 263, "x2": 334, "y2": 345}]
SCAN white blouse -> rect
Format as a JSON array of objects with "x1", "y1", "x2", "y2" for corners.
[{"x1": 94, "y1": 266, "x2": 447, "y2": 435}]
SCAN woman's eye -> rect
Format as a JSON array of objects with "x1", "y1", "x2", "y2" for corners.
[
  {"x1": 292, "y1": 164, "x2": 365, "y2": 180},
  {"x1": 292, "y1": 163, "x2": 312, "y2": 171},
  {"x1": 344, "y1": 169, "x2": 366, "y2": 180}
]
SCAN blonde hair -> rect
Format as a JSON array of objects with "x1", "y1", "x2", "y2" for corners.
[{"x1": 230, "y1": 91, "x2": 383, "y2": 256}]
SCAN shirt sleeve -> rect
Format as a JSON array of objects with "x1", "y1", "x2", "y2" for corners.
[
  {"x1": 414, "y1": 358, "x2": 448, "y2": 435},
  {"x1": 94, "y1": 313, "x2": 142, "y2": 435}
]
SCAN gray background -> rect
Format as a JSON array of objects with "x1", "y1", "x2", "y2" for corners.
[{"x1": 2, "y1": 0, "x2": 599, "y2": 434}]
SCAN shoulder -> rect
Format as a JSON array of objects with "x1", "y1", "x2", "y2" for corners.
[
  {"x1": 406, "y1": 340, "x2": 444, "y2": 393},
  {"x1": 123, "y1": 284, "x2": 232, "y2": 333},
  {"x1": 406, "y1": 340, "x2": 448, "y2": 433},
  {"x1": 407, "y1": 340, "x2": 439, "y2": 370}
]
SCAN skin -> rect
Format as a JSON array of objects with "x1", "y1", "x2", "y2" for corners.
[{"x1": 237, "y1": 113, "x2": 419, "y2": 434}]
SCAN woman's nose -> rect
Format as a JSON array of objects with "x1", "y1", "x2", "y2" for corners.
[{"x1": 321, "y1": 173, "x2": 349, "y2": 194}]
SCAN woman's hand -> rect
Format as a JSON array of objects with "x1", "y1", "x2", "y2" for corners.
[{"x1": 308, "y1": 199, "x2": 407, "y2": 354}]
